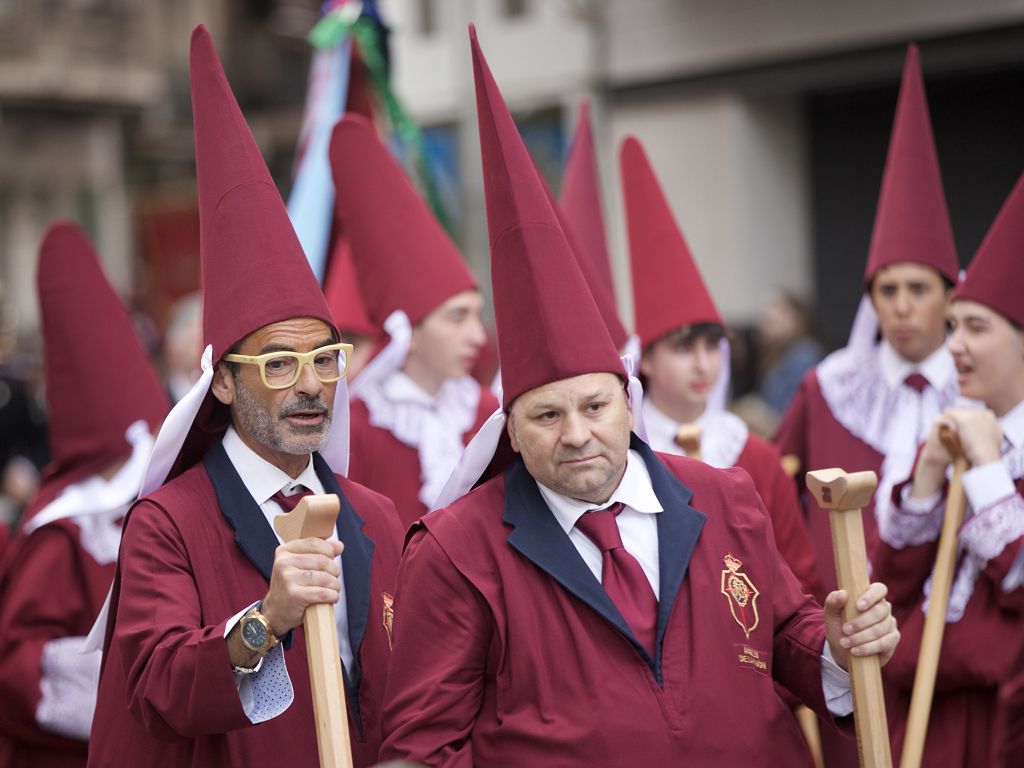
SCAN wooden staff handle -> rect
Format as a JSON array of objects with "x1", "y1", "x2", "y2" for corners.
[
  {"x1": 675, "y1": 423, "x2": 702, "y2": 461},
  {"x1": 806, "y1": 468, "x2": 892, "y2": 768},
  {"x1": 899, "y1": 427, "x2": 969, "y2": 768},
  {"x1": 780, "y1": 454, "x2": 801, "y2": 479},
  {"x1": 274, "y1": 495, "x2": 352, "y2": 768}
]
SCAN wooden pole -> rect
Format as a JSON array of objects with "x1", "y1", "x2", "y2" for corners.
[
  {"x1": 898, "y1": 427, "x2": 969, "y2": 768},
  {"x1": 806, "y1": 467, "x2": 892, "y2": 768},
  {"x1": 274, "y1": 495, "x2": 353, "y2": 768},
  {"x1": 675, "y1": 423, "x2": 702, "y2": 461}
]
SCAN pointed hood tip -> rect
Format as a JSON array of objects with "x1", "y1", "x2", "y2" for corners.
[
  {"x1": 472, "y1": 26, "x2": 621, "y2": 405},
  {"x1": 329, "y1": 113, "x2": 476, "y2": 327},
  {"x1": 863, "y1": 39, "x2": 958, "y2": 286},
  {"x1": 621, "y1": 134, "x2": 722, "y2": 347}
]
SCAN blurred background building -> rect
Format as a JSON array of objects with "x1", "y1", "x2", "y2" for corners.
[
  {"x1": 0, "y1": 0, "x2": 1023, "y2": 505},
  {"x1": 3, "y1": 0, "x2": 1024, "y2": 339}
]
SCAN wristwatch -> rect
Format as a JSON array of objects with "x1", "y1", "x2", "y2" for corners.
[{"x1": 239, "y1": 605, "x2": 279, "y2": 655}]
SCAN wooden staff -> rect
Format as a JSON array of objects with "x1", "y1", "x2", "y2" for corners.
[
  {"x1": 274, "y1": 495, "x2": 352, "y2": 768},
  {"x1": 675, "y1": 423, "x2": 702, "y2": 460},
  {"x1": 899, "y1": 427, "x2": 969, "y2": 768},
  {"x1": 806, "y1": 468, "x2": 892, "y2": 768},
  {"x1": 780, "y1": 453, "x2": 802, "y2": 480}
]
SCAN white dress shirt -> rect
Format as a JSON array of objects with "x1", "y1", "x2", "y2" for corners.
[
  {"x1": 220, "y1": 426, "x2": 353, "y2": 723},
  {"x1": 534, "y1": 448, "x2": 853, "y2": 716}
]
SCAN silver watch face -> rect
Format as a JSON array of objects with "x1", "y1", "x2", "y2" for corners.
[{"x1": 242, "y1": 617, "x2": 267, "y2": 649}]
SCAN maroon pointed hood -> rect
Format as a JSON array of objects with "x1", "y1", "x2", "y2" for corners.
[
  {"x1": 559, "y1": 100, "x2": 626, "y2": 348},
  {"x1": 323, "y1": 235, "x2": 379, "y2": 339},
  {"x1": 471, "y1": 25, "x2": 621, "y2": 406},
  {"x1": 37, "y1": 222, "x2": 168, "y2": 492},
  {"x1": 864, "y1": 43, "x2": 958, "y2": 286},
  {"x1": 620, "y1": 136, "x2": 723, "y2": 348},
  {"x1": 191, "y1": 24, "x2": 334, "y2": 360},
  {"x1": 328, "y1": 114, "x2": 476, "y2": 328},
  {"x1": 955, "y1": 173, "x2": 1024, "y2": 327}
]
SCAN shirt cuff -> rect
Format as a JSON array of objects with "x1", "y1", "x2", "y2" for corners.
[
  {"x1": 962, "y1": 461, "x2": 1017, "y2": 513},
  {"x1": 900, "y1": 486, "x2": 943, "y2": 515},
  {"x1": 224, "y1": 601, "x2": 294, "y2": 722},
  {"x1": 236, "y1": 643, "x2": 293, "y2": 723},
  {"x1": 821, "y1": 641, "x2": 853, "y2": 717}
]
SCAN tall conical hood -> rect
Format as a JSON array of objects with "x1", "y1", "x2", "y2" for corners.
[
  {"x1": 323, "y1": 235, "x2": 379, "y2": 339},
  {"x1": 471, "y1": 25, "x2": 621, "y2": 406},
  {"x1": 534, "y1": 156, "x2": 629, "y2": 351},
  {"x1": 328, "y1": 114, "x2": 476, "y2": 328},
  {"x1": 191, "y1": 24, "x2": 334, "y2": 359},
  {"x1": 955, "y1": 173, "x2": 1024, "y2": 327},
  {"x1": 621, "y1": 135, "x2": 723, "y2": 349},
  {"x1": 37, "y1": 222, "x2": 168, "y2": 490},
  {"x1": 560, "y1": 100, "x2": 626, "y2": 348},
  {"x1": 864, "y1": 43, "x2": 958, "y2": 285}
]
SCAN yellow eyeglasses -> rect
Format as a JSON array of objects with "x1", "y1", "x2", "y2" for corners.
[{"x1": 223, "y1": 342, "x2": 353, "y2": 390}]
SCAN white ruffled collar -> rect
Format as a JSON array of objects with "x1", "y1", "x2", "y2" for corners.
[{"x1": 357, "y1": 370, "x2": 482, "y2": 509}]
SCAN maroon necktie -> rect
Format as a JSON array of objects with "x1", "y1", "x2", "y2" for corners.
[
  {"x1": 575, "y1": 503, "x2": 658, "y2": 655},
  {"x1": 904, "y1": 373, "x2": 929, "y2": 393},
  {"x1": 271, "y1": 486, "x2": 312, "y2": 513}
]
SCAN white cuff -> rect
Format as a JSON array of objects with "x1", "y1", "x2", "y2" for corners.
[
  {"x1": 821, "y1": 641, "x2": 853, "y2": 717},
  {"x1": 878, "y1": 485, "x2": 943, "y2": 549},
  {"x1": 901, "y1": 487, "x2": 943, "y2": 515},
  {"x1": 224, "y1": 601, "x2": 294, "y2": 723},
  {"x1": 959, "y1": 493, "x2": 1024, "y2": 564},
  {"x1": 962, "y1": 461, "x2": 1018, "y2": 513},
  {"x1": 236, "y1": 643, "x2": 292, "y2": 723},
  {"x1": 35, "y1": 636, "x2": 100, "y2": 741}
]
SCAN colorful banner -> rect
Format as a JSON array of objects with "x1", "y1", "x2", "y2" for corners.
[{"x1": 287, "y1": 37, "x2": 352, "y2": 284}]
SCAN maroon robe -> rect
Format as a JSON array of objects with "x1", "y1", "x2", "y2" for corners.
[
  {"x1": 735, "y1": 432, "x2": 825, "y2": 601},
  {"x1": 86, "y1": 444, "x2": 403, "y2": 768},
  {"x1": 348, "y1": 388, "x2": 498, "y2": 528},
  {"x1": 872, "y1": 478, "x2": 1024, "y2": 767},
  {"x1": 774, "y1": 369, "x2": 883, "y2": 595},
  {"x1": 380, "y1": 437, "x2": 847, "y2": 767},
  {"x1": 0, "y1": 489, "x2": 114, "y2": 768}
]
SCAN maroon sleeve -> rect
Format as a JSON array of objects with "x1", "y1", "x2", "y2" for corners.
[
  {"x1": 0, "y1": 525, "x2": 94, "y2": 751},
  {"x1": 112, "y1": 501, "x2": 251, "y2": 740},
  {"x1": 380, "y1": 528, "x2": 490, "y2": 768}
]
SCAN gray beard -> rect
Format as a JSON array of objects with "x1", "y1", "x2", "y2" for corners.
[{"x1": 233, "y1": 379, "x2": 332, "y2": 456}]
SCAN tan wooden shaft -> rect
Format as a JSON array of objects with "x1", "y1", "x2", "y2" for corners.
[
  {"x1": 274, "y1": 495, "x2": 353, "y2": 768},
  {"x1": 807, "y1": 468, "x2": 892, "y2": 768},
  {"x1": 795, "y1": 704, "x2": 824, "y2": 768},
  {"x1": 899, "y1": 428, "x2": 969, "y2": 768},
  {"x1": 304, "y1": 603, "x2": 353, "y2": 768},
  {"x1": 675, "y1": 423, "x2": 702, "y2": 461}
]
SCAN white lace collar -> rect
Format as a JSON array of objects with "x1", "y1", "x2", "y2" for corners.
[
  {"x1": 641, "y1": 399, "x2": 747, "y2": 469},
  {"x1": 357, "y1": 370, "x2": 482, "y2": 509}
]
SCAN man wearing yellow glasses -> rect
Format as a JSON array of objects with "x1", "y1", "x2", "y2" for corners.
[{"x1": 87, "y1": 28, "x2": 402, "y2": 768}]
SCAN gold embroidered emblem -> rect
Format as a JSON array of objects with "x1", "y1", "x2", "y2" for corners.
[
  {"x1": 721, "y1": 554, "x2": 760, "y2": 639},
  {"x1": 381, "y1": 592, "x2": 395, "y2": 649}
]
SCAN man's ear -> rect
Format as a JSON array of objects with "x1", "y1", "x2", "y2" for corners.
[
  {"x1": 507, "y1": 411, "x2": 520, "y2": 454},
  {"x1": 211, "y1": 363, "x2": 235, "y2": 406},
  {"x1": 639, "y1": 351, "x2": 653, "y2": 379}
]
